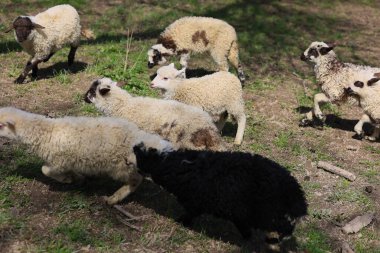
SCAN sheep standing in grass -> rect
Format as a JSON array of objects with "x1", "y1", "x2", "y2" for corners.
[
  {"x1": 151, "y1": 64, "x2": 246, "y2": 145},
  {"x1": 5, "y1": 5, "x2": 91, "y2": 84},
  {"x1": 84, "y1": 78, "x2": 226, "y2": 151},
  {"x1": 346, "y1": 73, "x2": 380, "y2": 141},
  {"x1": 133, "y1": 143, "x2": 307, "y2": 252},
  {"x1": 300, "y1": 41, "x2": 380, "y2": 137},
  {"x1": 147, "y1": 16, "x2": 245, "y2": 83},
  {"x1": 0, "y1": 107, "x2": 173, "y2": 205}
]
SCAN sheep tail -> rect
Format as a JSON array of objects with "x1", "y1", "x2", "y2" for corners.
[
  {"x1": 228, "y1": 40, "x2": 245, "y2": 85},
  {"x1": 81, "y1": 28, "x2": 96, "y2": 40}
]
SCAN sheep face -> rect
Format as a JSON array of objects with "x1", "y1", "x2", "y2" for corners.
[
  {"x1": 300, "y1": 41, "x2": 335, "y2": 62},
  {"x1": 346, "y1": 74, "x2": 380, "y2": 99},
  {"x1": 0, "y1": 112, "x2": 16, "y2": 139},
  {"x1": 5, "y1": 16, "x2": 45, "y2": 43},
  {"x1": 84, "y1": 78, "x2": 116, "y2": 104},
  {"x1": 147, "y1": 44, "x2": 174, "y2": 68},
  {"x1": 150, "y1": 63, "x2": 186, "y2": 89},
  {"x1": 133, "y1": 143, "x2": 165, "y2": 176}
]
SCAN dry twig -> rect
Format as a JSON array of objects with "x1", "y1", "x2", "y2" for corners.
[{"x1": 317, "y1": 161, "x2": 356, "y2": 181}]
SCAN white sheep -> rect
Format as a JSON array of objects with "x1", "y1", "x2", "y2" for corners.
[
  {"x1": 147, "y1": 16, "x2": 245, "y2": 83},
  {"x1": 5, "y1": 5, "x2": 91, "y2": 84},
  {"x1": 300, "y1": 41, "x2": 380, "y2": 137},
  {"x1": 346, "y1": 73, "x2": 380, "y2": 141},
  {"x1": 151, "y1": 63, "x2": 246, "y2": 145},
  {"x1": 84, "y1": 78, "x2": 226, "y2": 151},
  {"x1": 0, "y1": 107, "x2": 173, "y2": 205}
]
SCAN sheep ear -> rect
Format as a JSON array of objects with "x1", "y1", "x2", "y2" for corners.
[
  {"x1": 176, "y1": 67, "x2": 186, "y2": 79},
  {"x1": 99, "y1": 87, "x2": 111, "y2": 96},
  {"x1": 116, "y1": 81, "x2": 126, "y2": 88},
  {"x1": 6, "y1": 121, "x2": 16, "y2": 133},
  {"x1": 367, "y1": 77, "x2": 380, "y2": 86},
  {"x1": 320, "y1": 46, "x2": 334, "y2": 55},
  {"x1": 4, "y1": 24, "x2": 14, "y2": 33},
  {"x1": 32, "y1": 22, "x2": 45, "y2": 29},
  {"x1": 374, "y1": 72, "x2": 380, "y2": 78}
]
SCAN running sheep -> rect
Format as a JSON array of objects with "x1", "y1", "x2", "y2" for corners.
[
  {"x1": 133, "y1": 143, "x2": 308, "y2": 252},
  {"x1": 346, "y1": 73, "x2": 380, "y2": 141},
  {"x1": 84, "y1": 78, "x2": 226, "y2": 151},
  {"x1": 300, "y1": 41, "x2": 380, "y2": 137},
  {"x1": 147, "y1": 16, "x2": 246, "y2": 83},
  {"x1": 151, "y1": 64, "x2": 246, "y2": 145},
  {"x1": 5, "y1": 5, "x2": 93, "y2": 84},
  {"x1": 0, "y1": 107, "x2": 173, "y2": 205}
]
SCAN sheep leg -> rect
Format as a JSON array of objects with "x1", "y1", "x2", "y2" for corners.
[
  {"x1": 365, "y1": 125, "x2": 380, "y2": 141},
  {"x1": 313, "y1": 93, "x2": 330, "y2": 122},
  {"x1": 177, "y1": 212, "x2": 198, "y2": 227},
  {"x1": 234, "y1": 221, "x2": 252, "y2": 239},
  {"x1": 105, "y1": 172, "x2": 143, "y2": 205},
  {"x1": 41, "y1": 165, "x2": 73, "y2": 184},
  {"x1": 15, "y1": 59, "x2": 43, "y2": 84},
  {"x1": 227, "y1": 41, "x2": 245, "y2": 84},
  {"x1": 68, "y1": 46, "x2": 78, "y2": 66},
  {"x1": 211, "y1": 50, "x2": 229, "y2": 71},
  {"x1": 215, "y1": 111, "x2": 228, "y2": 131},
  {"x1": 43, "y1": 52, "x2": 55, "y2": 62},
  {"x1": 354, "y1": 114, "x2": 371, "y2": 139},
  {"x1": 265, "y1": 231, "x2": 281, "y2": 252},
  {"x1": 234, "y1": 114, "x2": 246, "y2": 145},
  {"x1": 179, "y1": 53, "x2": 190, "y2": 69},
  {"x1": 31, "y1": 65, "x2": 38, "y2": 78}
]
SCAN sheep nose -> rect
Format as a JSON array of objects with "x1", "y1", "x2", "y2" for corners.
[
  {"x1": 344, "y1": 87, "x2": 354, "y2": 95},
  {"x1": 300, "y1": 53, "x2": 308, "y2": 61},
  {"x1": 148, "y1": 62, "x2": 154, "y2": 68},
  {"x1": 150, "y1": 83, "x2": 154, "y2": 88}
]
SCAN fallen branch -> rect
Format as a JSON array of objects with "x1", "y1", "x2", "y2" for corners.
[
  {"x1": 342, "y1": 212, "x2": 375, "y2": 234},
  {"x1": 117, "y1": 216, "x2": 142, "y2": 232},
  {"x1": 113, "y1": 205, "x2": 149, "y2": 221},
  {"x1": 317, "y1": 161, "x2": 356, "y2": 181}
]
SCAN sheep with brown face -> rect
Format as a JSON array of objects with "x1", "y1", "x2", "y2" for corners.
[
  {"x1": 300, "y1": 41, "x2": 380, "y2": 138},
  {"x1": 147, "y1": 16, "x2": 245, "y2": 84},
  {"x1": 346, "y1": 73, "x2": 380, "y2": 141},
  {"x1": 4, "y1": 5, "x2": 92, "y2": 84}
]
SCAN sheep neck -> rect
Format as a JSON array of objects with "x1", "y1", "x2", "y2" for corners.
[
  {"x1": 163, "y1": 79, "x2": 182, "y2": 99},
  {"x1": 98, "y1": 89, "x2": 133, "y2": 117},
  {"x1": 314, "y1": 54, "x2": 345, "y2": 81}
]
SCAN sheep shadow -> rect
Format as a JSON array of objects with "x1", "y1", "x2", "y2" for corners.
[{"x1": 33, "y1": 61, "x2": 88, "y2": 80}]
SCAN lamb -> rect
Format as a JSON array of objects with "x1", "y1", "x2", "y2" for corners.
[
  {"x1": 84, "y1": 77, "x2": 226, "y2": 151},
  {"x1": 147, "y1": 16, "x2": 245, "y2": 83},
  {"x1": 345, "y1": 73, "x2": 380, "y2": 141},
  {"x1": 133, "y1": 143, "x2": 308, "y2": 252},
  {"x1": 4, "y1": 5, "x2": 91, "y2": 84},
  {"x1": 300, "y1": 41, "x2": 380, "y2": 137},
  {"x1": 151, "y1": 63, "x2": 246, "y2": 145},
  {"x1": 0, "y1": 107, "x2": 173, "y2": 205}
]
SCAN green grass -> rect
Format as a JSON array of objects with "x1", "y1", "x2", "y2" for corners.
[
  {"x1": 54, "y1": 220, "x2": 92, "y2": 244},
  {"x1": 301, "y1": 227, "x2": 332, "y2": 253}
]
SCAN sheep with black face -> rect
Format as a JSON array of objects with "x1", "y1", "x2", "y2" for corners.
[
  {"x1": 346, "y1": 73, "x2": 380, "y2": 141},
  {"x1": 147, "y1": 16, "x2": 245, "y2": 83},
  {"x1": 300, "y1": 41, "x2": 380, "y2": 138},
  {"x1": 4, "y1": 5, "x2": 93, "y2": 84}
]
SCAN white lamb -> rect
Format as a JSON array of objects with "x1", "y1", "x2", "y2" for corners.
[
  {"x1": 147, "y1": 16, "x2": 245, "y2": 83},
  {"x1": 151, "y1": 63, "x2": 246, "y2": 145},
  {"x1": 84, "y1": 78, "x2": 226, "y2": 151},
  {"x1": 5, "y1": 5, "x2": 92, "y2": 84},
  {"x1": 346, "y1": 73, "x2": 380, "y2": 141},
  {"x1": 300, "y1": 41, "x2": 380, "y2": 138},
  {"x1": 0, "y1": 107, "x2": 173, "y2": 205}
]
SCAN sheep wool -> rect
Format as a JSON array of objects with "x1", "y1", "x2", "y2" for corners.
[
  {"x1": 0, "y1": 107, "x2": 173, "y2": 205},
  {"x1": 133, "y1": 143, "x2": 307, "y2": 252},
  {"x1": 300, "y1": 41, "x2": 380, "y2": 137},
  {"x1": 84, "y1": 78, "x2": 226, "y2": 151},
  {"x1": 151, "y1": 64, "x2": 246, "y2": 145},
  {"x1": 147, "y1": 16, "x2": 245, "y2": 83}
]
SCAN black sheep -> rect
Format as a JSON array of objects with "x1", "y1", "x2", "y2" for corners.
[{"x1": 133, "y1": 143, "x2": 307, "y2": 251}]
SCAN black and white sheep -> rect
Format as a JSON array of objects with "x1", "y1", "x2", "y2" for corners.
[
  {"x1": 133, "y1": 143, "x2": 308, "y2": 251},
  {"x1": 147, "y1": 16, "x2": 245, "y2": 83},
  {"x1": 5, "y1": 5, "x2": 92, "y2": 84}
]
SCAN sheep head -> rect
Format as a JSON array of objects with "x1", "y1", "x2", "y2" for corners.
[
  {"x1": 300, "y1": 41, "x2": 336, "y2": 63},
  {"x1": 0, "y1": 109, "x2": 17, "y2": 139},
  {"x1": 84, "y1": 77, "x2": 122, "y2": 104},
  {"x1": 346, "y1": 73, "x2": 380, "y2": 99},
  {"x1": 5, "y1": 16, "x2": 45, "y2": 43},
  {"x1": 150, "y1": 63, "x2": 186, "y2": 89},
  {"x1": 147, "y1": 44, "x2": 175, "y2": 68}
]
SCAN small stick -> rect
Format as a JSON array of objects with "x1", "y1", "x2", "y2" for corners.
[
  {"x1": 117, "y1": 216, "x2": 142, "y2": 232},
  {"x1": 342, "y1": 212, "x2": 375, "y2": 234},
  {"x1": 114, "y1": 204, "x2": 139, "y2": 220},
  {"x1": 317, "y1": 161, "x2": 356, "y2": 181}
]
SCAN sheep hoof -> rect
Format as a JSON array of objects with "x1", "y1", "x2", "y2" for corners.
[
  {"x1": 103, "y1": 196, "x2": 118, "y2": 205},
  {"x1": 364, "y1": 135, "x2": 376, "y2": 142},
  {"x1": 14, "y1": 76, "x2": 25, "y2": 84},
  {"x1": 354, "y1": 132, "x2": 364, "y2": 140},
  {"x1": 299, "y1": 118, "x2": 312, "y2": 127}
]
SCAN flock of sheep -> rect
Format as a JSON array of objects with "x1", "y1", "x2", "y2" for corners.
[{"x1": 1, "y1": 3, "x2": 379, "y2": 252}]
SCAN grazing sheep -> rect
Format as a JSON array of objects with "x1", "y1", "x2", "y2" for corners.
[
  {"x1": 151, "y1": 64, "x2": 246, "y2": 145},
  {"x1": 5, "y1": 5, "x2": 91, "y2": 84},
  {"x1": 133, "y1": 143, "x2": 307, "y2": 252},
  {"x1": 300, "y1": 41, "x2": 380, "y2": 136},
  {"x1": 0, "y1": 107, "x2": 173, "y2": 205},
  {"x1": 346, "y1": 73, "x2": 380, "y2": 141},
  {"x1": 84, "y1": 78, "x2": 226, "y2": 151},
  {"x1": 147, "y1": 16, "x2": 245, "y2": 83}
]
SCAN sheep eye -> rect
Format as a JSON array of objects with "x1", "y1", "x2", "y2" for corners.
[
  {"x1": 354, "y1": 81, "x2": 364, "y2": 88},
  {"x1": 163, "y1": 77, "x2": 168, "y2": 80}
]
